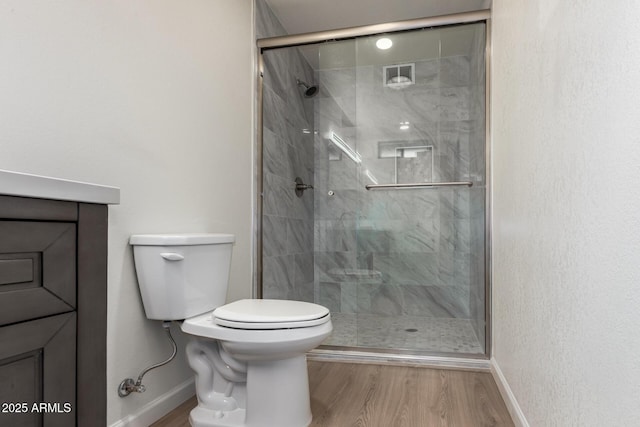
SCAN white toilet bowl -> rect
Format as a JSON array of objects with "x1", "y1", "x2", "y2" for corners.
[
  {"x1": 181, "y1": 299, "x2": 332, "y2": 427},
  {"x1": 129, "y1": 234, "x2": 332, "y2": 427}
]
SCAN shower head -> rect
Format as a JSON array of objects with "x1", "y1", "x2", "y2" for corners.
[{"x1": 296, "y1": 78, "x2": 319, "y2": 98}]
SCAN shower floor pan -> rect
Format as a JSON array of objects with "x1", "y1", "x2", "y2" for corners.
[{"x1": 324, "y1": 312, "x2": 483, "y2": 355}]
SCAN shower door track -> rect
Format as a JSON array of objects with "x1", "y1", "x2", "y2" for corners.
[
  {"x1": 309, "y1": 348, "x2": 491, "y2": 372},
  {"x1": 257, "y1": 10, "x2": 490, "y2": 50},
  {"x1": 255, "y1": 9, "x2": 493, "y2": 363}
]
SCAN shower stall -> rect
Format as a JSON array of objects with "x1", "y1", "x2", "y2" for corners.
[{"x1": 257, "y1": 10, "x2": 490, "y2": 359}]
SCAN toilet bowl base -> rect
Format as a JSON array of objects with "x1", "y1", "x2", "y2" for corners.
[
  {"x1": 183, "y1": 317, "x2": 332, "y2": 427},
  {"x1": 243, "y1": 355, "x2": 312, "y2": 427},
  {"x1": 189, "y1": 406, "x2": 246, "y2": 427},
  {"x1": 188, "y1": 353, "x2": 312, "y2": 427}
]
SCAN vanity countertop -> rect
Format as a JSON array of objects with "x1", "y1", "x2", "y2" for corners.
[{"x1": 0, "y1": 169, "x2": 120, "y2": 205}]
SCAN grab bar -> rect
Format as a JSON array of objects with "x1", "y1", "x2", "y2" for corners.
[{"x1": 365, "y1": 181, "x2": 473, "y2": 190}]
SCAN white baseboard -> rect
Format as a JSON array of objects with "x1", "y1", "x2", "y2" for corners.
[
  {"x1": 490, "y1": 358, "x2": 529, "y2": 427},
  {"x1": 109, "y1": 378, "x2": 195, "y2": 427}
]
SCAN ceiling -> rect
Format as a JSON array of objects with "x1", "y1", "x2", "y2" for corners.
[{"x1": 264, "y1": 0, "x2": 491, "y2": 35}]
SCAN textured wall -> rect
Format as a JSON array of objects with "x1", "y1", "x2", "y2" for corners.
[
  {"x1": 492, "y1": 0, "x2": 640, "y2": 424},
  {"x1": 0, "y1": 1, "x2": 253, "y2": 424}
]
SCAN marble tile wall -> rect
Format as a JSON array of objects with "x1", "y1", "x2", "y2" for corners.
[
  {"x1": 257, "y1": 0, "x2": 316, "y2": 302},
  {"x1": 314, "y1": 25, "x2": 487, "y2": 353}
]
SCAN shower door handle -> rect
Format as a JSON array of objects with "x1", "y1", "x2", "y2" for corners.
[{"x1": 365, "y1": 181, "x2": 473, "y2": 190}]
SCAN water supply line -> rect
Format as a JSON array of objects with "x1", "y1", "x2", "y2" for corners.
[{"x1": 118, "y1": 321, "x2": 178, "y2": 397}]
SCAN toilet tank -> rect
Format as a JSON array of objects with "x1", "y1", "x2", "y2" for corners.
[{"x1": 129, "y1": 233, "x2": 235, "y2": 320}]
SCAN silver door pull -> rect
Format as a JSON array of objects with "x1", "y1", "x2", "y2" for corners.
[{"x1": 365, "y1": 181, "x2": 473, "y2": 190}]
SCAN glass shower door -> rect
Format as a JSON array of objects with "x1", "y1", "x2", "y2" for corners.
[
  {"x1": 312, "y1": 38, "x2": 361, "y2": 347},
  {"x1": 316, "y1": 24, "x2": 486, "y2": 355},
  {"x1": 261, "y1": 21, "x2": 487, "y2": 356}
]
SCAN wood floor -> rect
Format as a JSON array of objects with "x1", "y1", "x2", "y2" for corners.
[{"x1": 151, "y1": 361, "x2": 514, "y2": 427}]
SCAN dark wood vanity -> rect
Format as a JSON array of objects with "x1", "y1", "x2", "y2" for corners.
[{"x1": 0, "y1": 173, "x2": 117, "y2": 427}]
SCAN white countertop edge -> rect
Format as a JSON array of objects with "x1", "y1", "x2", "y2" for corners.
[{"x1": 0, "y1": 170, "x2": 120, "y2": 205}]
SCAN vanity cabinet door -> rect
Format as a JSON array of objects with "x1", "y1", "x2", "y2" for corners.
[
  {"x1": 0, "y1": 221, "x2": 76, "y2": 326},
  {"x1": 0, "y1": 195, "x2": 107, "y2": 426},
  {"x1": 0, "y1": 312, "x2": 76, "y2": 427}
]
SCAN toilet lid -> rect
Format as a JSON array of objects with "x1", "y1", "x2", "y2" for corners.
[{"x1": 213, "y1": 299, "x2": 330, "y2": 330}]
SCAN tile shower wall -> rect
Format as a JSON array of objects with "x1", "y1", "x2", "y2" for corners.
[
  {"x1": 257, "y1": 0, "x2": 316, "y2": 301},
  {"x1": 314, "y1": 27, "x2": 486, "y2": 350}
]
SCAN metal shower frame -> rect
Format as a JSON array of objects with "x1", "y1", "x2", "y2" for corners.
[{"x1": 254, "y1": 9, "x2": 492, "y2": 369}]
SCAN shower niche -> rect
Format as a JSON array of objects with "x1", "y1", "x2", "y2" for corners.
[
  {"x1": 259, "y1": 19, "x2": 487, "y2": 357},
  {"x1": 377, "y1": 140, "x2": 434, "y2": 184}
]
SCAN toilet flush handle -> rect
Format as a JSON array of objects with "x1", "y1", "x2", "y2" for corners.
[{"x1": 160, "y1": 253, "x2": 184, "y2": 261}]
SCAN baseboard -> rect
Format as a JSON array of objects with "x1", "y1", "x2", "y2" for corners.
[
  {"x1": 490, "y1": 358, "x2": 529, "y2": 427},
  {"x1": 109, "y1": 378, "x2": 195, "y2": 427}
]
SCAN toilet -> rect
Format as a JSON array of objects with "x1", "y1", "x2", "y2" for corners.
[{"x1": 129, "y1": 233, "x2": 332, "y2": 427}]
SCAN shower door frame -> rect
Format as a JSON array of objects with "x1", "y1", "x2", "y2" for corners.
[{"x1": 255, "y1": 10, "x2": 493, "y2": 363}]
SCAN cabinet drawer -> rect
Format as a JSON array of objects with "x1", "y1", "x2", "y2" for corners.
[{"x1": 0, "y1": 221, "x2": 76, "y2": 326}]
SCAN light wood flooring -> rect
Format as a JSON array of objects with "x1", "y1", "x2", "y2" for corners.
[{"x1": 151, "y1": 361, "x2": 514, "y2": 427}]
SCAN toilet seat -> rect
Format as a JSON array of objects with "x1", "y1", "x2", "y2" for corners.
[{"x1": 213, "y1": 299, "x2": 330, "y2": 330}]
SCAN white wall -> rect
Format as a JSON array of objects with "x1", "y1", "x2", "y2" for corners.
[
  {"x1": 0, "y1": 0, "x2": 253, "y2": 424},
  {"x1": 492, "y1": 0, "x2": 640, "y2": 425}
]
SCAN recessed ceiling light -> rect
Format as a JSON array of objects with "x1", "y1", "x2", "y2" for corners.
[{"x1": 376, "y1": 38, "x2": 393, "y2": 50}]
